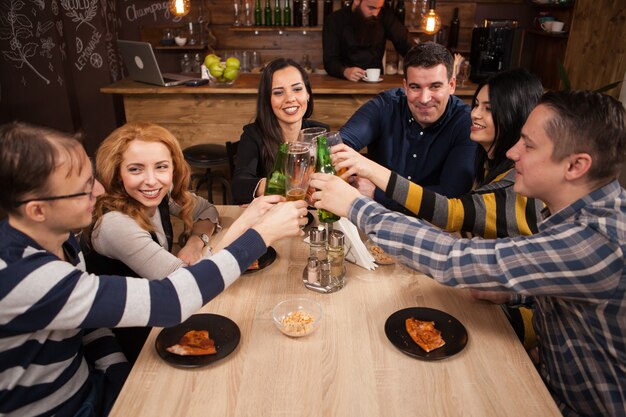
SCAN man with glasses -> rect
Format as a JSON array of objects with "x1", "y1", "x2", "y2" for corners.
[{"x1": 0, "y1": 121, "x2": 307, "y2": 416}]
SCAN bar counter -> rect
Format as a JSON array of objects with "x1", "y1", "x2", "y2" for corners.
[{"x1": 101, "y1": 74, "x2": 477, "y2": 149}]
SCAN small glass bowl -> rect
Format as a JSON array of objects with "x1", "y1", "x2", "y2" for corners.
[
  {"x1": 207, "y1": 73, "x2": 238, "y2": 87},
  {"x1": 272, "y1": 298, "x2": 322, "y2": 337}
]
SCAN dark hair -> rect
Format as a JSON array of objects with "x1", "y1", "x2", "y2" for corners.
[
  {"x1": 255, "y1": 58, "x2": 314, "y2": 173},
  {"x1": 473, "y1": 68, "x2": 544, "y2": 186},
  {"x1": 403, "y1": 42, "x2": 454, "y2": 80},
  {"x1": 540, "y1": 90, "x2": 626, "y2": 182},
  {"x1": 0, "y1": 121, "x2": 85, "y2": 214}
]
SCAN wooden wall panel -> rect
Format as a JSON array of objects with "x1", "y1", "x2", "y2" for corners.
[{"x1": 563, "y1": 0, "x2": 626, "y2": 98}]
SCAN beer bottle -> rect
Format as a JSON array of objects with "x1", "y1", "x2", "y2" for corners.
[
  {"x1": 293, "y1": 0, "x2": 302, "y2": 26},
  {"x1": 274, "y1": 0, "x2": 282, "y2": 25},
  {"x1": 447, "y1": 7, "x2": 460, "y2": 50},
  {"x1": 315, "y1": 135, "x2": 340, "y2": 223},
  {"x1": 254, "y1": 0, "x2": 262, "y2": 25},
  {"x1": 309, "y1": 0, "x2": 318, "y2": 25},
  {"x1": 264, "y1": 143, "x2": 288, "y2": 196},
  {"x1": 264, "y1": 0, "x2": 272, "y2": 26},
  {"x1": 323, "y1": 0, "x2": 333, "y2": 19},
  {"x1": 283, "y1": 0, "x2": 291, "y2": 26}
]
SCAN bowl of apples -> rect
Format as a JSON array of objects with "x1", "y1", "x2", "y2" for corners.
[{"x1": 204, "y1": 54, "x2": 240, "y2": 87}]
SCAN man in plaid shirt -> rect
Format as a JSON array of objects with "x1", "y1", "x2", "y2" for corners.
[{"x1": 311, "y1": 90, "x2": 626, "y2": 417}]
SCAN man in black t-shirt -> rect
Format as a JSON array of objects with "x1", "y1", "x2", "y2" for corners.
[{"x1": 323, "y1": 0, "x2": 410, "y2": 81}]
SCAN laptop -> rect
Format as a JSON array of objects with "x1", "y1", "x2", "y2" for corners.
[{"x1": 117, "y1": 39, "x2": 199, "y2": 87}]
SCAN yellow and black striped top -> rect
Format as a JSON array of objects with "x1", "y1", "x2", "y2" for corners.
[{"x1": 386, "y1": 168, "x2": 543, "y2": 238}]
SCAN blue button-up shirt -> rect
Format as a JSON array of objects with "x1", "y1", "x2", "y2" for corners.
[
  {"x1": 340, "y1": 88, "x2": 476, "y2": 212},
  {"x1": 349, "y1": 180, "x2": 626, "y2": 417}
]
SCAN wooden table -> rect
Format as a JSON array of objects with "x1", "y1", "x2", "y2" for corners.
[
  {"x1": 101, "y1": 74, "x2": 477, "y2": 149},
  {"x1": 109, "y1": 206, "x2": 560, "y2": 417}
]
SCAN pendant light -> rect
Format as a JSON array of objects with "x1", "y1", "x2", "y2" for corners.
[
  {"x1": 170, "y1": 0, "x2": 191, "y2": 17},
  {"x1": 421, "y1": 0, "x2": 441, "y2": 35}
]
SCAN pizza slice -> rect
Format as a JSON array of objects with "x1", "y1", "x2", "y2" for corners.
[
  {"x1": 166, "y1": 330, "x2": 217, "y2": 356},
  {"x1": 247, "y1": 259, "x2": 260, "y2": 270},
  {"x1": 405, "y1": 318, "x2": 446, "y2": 353}
]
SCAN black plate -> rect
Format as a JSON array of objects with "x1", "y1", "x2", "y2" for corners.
[
  {"x1": 244, "y1": 246, "x2": 277, "y2": 274},
  {"x1": 384, "y1": 307, "x2": 468, "y2": 360},
  {"x1": 155, "y1": 313, "x2": 240, "y2": 367}
]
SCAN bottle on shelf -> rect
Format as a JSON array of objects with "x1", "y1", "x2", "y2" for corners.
[
  {"x1": 323, "y1": 0, "x2": 333, "y2": 18},
  {"x1": 264, "y1": 0, "x2": 272, "y2": 26},
  {"x1": 309, "y1": 0, "x2": 318, "y2": 26},
  {"x1": 447, "y1": 7, "x2": 460, "y2": 50},
  {"x1": 264, "y1": 143, "x2": 288, "y2": 196},
  {"x1": 293, "y1": 0, "x2": 302, "y2": 26},
  {"x1": 254, "y1": 0, "x2": 262, "y2": 25},
  {"x1": 233, "y1": 0, "x2": 242, "y2": 26},
  {"x1": 274, "y1": 0, "x2": 282, "y2": 25},
  {"x1": 394, "y1": 0, "x2": 405, "y2": 25},
  {"x1": 284, "y1": 0, "x2": 291, "y2": 26},
  {"x1": 315, "y1": 135, "x2": 340, "y2": 223},
  {"x1": 302, "y1": 0, "x2": 309, "y2": 26}
]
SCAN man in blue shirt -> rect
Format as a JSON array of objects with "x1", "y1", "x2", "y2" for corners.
[
  {"x1": 340, "y1": 42, "x2": 475, "y2": 213},
  {"x1": 311, "y1": 90, "x2": 626, "y2": 417}
]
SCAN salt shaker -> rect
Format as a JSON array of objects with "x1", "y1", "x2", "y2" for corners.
[
  {"x1": 309, "y1": 226, "x2": 327, "y2": 261},
  {"x1": 319, "y1": 259, "x2": 331, "y2": 287}
]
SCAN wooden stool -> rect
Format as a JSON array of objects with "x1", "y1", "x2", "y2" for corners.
[{"x1": 182, "y1": 144, "x2": 232, "y2": 204}]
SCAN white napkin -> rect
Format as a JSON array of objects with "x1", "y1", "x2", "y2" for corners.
[{"x1": 335, "y1": 218, "x2": 377, "y2": 271}]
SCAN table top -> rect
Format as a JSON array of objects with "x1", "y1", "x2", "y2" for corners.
[
  {"x1": 101, "y1": 74, "x2": 478, "y2": 97},
  {"x1": 109, "y1": 206, "x2": 560, "y2": 417}
]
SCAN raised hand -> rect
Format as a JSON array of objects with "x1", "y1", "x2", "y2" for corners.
[
  {"x1": 310, "y1": 172, "x2": 362, "y2": 218},
  {"x1": 331, "y1": 144, "x2": 391, "y2": 191}
]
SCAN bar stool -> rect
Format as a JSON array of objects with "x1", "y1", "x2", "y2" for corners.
[{"x1": 182, "y1": 144, "x2": 232, "y2": 204}]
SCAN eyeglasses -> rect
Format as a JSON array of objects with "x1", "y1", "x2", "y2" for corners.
[{"x1": 14, "y1": 176, "x2": 97, "y2": 207}]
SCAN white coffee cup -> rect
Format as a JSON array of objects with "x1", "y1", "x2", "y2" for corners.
[
  {"x1": 550, "y1": 21, "x2": 564, "y2": 32},
  {"x1": 365, "y1": 68, "x2": 381, "y2": 81},
  {"x1": 540, "y1": 21, "x2": 554, "y2": 31}
]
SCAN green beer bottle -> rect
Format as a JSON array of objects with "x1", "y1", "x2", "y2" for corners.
[
  {"x1": 264, "y1": 143, "x2": 288, "y2": 195},
  {"x1": 264, "y1": 0, "x2": 272, "y2": 26},
  {"x1": 283, "y1": 0, "x2": 291, "y2": 26},
  {"x1": 315, "y1": 135, "x2": 340, "y2": 223},
  {"x1": 274, "y1": 0, "x2": 282, "y2": 25},
  {"x1": 254, "y1": 0, "x2": 262, "y2": 25}
]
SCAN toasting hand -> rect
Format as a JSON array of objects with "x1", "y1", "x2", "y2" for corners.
[{"x1": 310, "y1": 173, "x2": 362, "y2": 218}]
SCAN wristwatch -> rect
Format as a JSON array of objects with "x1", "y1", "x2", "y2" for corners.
[{"x1": 194, "y1": 233, "x2": 210, "y2": 247}]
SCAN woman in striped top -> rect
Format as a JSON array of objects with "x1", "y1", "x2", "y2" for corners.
[{"x1": 332, "y1": 68, "x2": 545, "y2": 347}]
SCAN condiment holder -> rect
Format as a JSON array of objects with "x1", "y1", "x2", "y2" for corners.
[{"x1": 303, "y1": 228, "x2": 346, "y2": 293}]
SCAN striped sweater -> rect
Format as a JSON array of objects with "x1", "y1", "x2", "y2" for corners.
[
  {"x1": 386, "y1": 168, "x2": 544, "y2": 238},
  {"x1": 0, "y1": 218, "x2": 265, "y2": 416}
]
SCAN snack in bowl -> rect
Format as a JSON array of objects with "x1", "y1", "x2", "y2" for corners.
[
  {"x1": 272, "y1": 298, "x2": 322, "y2": 337},
  {"x1": 166, "y1": 330, "x2": 216, "y2": 356},
  {"x1": 405, "y1": 318, "x2": 445, "y2": 353},
  {"x1": 369, "y1": 244, "x2": 395, "y2": 265}
]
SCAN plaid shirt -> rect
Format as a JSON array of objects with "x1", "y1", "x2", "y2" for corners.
[{"x1": 350, "y1": 180, "x2": 626, "y2": 417}]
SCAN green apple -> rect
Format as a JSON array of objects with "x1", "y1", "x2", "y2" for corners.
[
  {"x1": 223, "y1": 67, "x2": 239, "y2": 81},
  {"x1": 225, "y1": 57, "x2": 241, "y2": 70},
  {"x1": 204, "y1": 54, "x2": 220, "y2": 68},
  {"x1": 209, "y1": 62, "x2": 224, "y2": 78}
]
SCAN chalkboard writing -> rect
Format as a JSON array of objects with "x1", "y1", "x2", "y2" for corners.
[{"x1": 124, "y1": 1, "x2": 182, "y2": 23}]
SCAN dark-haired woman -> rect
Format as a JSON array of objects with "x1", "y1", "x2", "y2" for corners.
[
  {"x1": 331, "y1": 68, "x2": 545, "y2": 348},
  {"x1": 232, "y1": 58, "x2": 328, "y2": 204}
]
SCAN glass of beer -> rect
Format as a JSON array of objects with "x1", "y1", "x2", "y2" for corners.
[{"x1": 285, "y1": 143, "x2": 311, "y2": 201}]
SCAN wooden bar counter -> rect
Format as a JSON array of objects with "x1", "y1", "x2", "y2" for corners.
[
  {"x1": 101, "y1": 74, "x2": 477, "y2": 149},
  {"x1": 108, "y1": 206, "x2": 560, "y2": 417}
]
